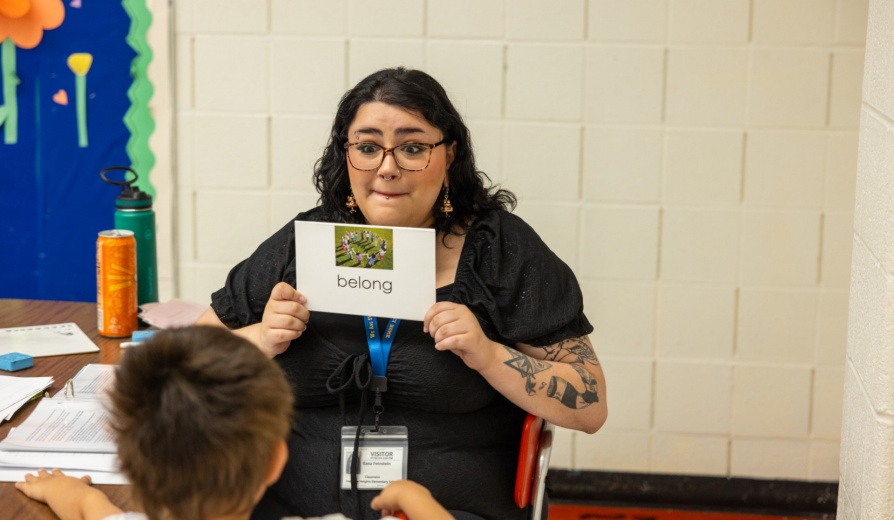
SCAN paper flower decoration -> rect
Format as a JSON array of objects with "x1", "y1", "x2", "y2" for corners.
[
  {"x1": 0, "y1": 0, "x2": 64, "y2": 144},
  {"x1": 67, "y1": 52, "x2": 92, "y2": 147},
  {"x1": 67, "y1": 52, "x2": 92, "y2": 75},
  {"x1": 0, "y1": 0, "x2": 64, "y2": 49}
]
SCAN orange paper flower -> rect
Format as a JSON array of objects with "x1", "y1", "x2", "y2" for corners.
[{"x1": 0, "y1": 0, "x2": 64, "y2": 49}]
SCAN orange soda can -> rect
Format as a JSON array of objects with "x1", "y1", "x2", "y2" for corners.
[{"x1": 97, "y1": 230, "x2": 138, "y2": 338}]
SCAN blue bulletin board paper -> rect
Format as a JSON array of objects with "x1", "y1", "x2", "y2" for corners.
[{"x1": 0, "y1": 1, "x2": 154, "y2": 302}]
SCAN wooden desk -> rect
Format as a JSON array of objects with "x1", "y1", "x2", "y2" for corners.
[{"x1": 0, "y1": 299, "x2": 135, "y2": 519}]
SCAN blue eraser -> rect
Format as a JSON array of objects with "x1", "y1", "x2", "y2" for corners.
[
  {"x1": 131, "y1": 330, "x2": 158, "y2": 342},
  {"x1": 0, "y1": 352, "x2": 34, "y2": 372}
]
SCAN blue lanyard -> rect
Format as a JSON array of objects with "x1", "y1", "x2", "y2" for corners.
[{"x1": 364, "y1": 316, "x2": 400, "y2": 378}]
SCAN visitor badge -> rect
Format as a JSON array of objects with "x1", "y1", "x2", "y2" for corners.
[{"x1": 340, "y1": 425, "x2": 408, "y2": 490}]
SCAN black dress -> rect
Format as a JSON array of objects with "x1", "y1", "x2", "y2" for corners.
[{"x1": 211, "y1": 208, "x2": 593, "y2": 520}]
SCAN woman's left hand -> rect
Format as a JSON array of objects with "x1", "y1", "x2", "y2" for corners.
[{"x1": 423, "y1": 302, "x2": 499, "y2": 372}]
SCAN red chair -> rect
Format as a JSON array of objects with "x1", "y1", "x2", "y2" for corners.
[{"x1": 515, "y1": 414, "x2": 555, "y2": 519}]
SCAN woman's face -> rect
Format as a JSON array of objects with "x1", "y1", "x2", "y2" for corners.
[{"x1": 346, "y1": 102, "x2": 455, "y2": 228}]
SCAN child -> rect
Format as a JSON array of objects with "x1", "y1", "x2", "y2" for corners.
[{"x1": 16, "y1": 326, "x2": 452, "y2": 520}]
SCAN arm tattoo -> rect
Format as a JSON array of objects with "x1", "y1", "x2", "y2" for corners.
[
  {"x1": 547, "y1": 365, "x2": 599, "y2": 409},
  {"x1": 540, "y1": 338, "x2": 600, "y2": 367},
  {"x1": 502, "y1": 345, "x2": 551, "y2": 395}
]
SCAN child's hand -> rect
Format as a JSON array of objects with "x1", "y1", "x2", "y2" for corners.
[
  {"x1": 15, "y1": 468, "x2": 92, "y2": 504},
  {"x1": 371, "y1": 480, "x2": 426, "y2": 516},
  {"x1": 16, "y1": 468, "x2": 122, "y2": 520},
  {"x1": 371, "y1": 480, "x2": 454, "y2": 520}
]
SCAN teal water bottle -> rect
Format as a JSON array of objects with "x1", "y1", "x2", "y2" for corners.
[{"x1": 101, "y1": 166, "x2": 158, "y2": 305}]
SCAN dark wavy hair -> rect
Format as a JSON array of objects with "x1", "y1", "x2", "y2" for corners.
[{"x1": 313, "y1": 67, "x2": 516, "y2": 237}]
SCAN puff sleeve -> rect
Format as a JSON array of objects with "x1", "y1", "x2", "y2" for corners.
[
  {"x1": 210, "y1": 207, "x2": 326, "y2": 329},
  {"x1": 450, "y1": 210, "x2": 593, "y2": 347}
]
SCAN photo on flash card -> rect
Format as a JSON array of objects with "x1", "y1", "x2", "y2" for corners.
[{"x1": 334, "y1": 225, "x2": 394, "y2": 271}]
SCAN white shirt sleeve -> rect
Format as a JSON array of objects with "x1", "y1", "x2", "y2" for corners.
[
  {"x1": 281, "y1": 515, "x2": 354, "y2": 520},
  {"x1": 102, "y1": 513, "x2": 148, "y2": 520}
]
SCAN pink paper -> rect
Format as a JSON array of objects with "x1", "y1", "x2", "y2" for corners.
[{"x1": 138, "y1": 299, "x2": 209, "y2": 329}]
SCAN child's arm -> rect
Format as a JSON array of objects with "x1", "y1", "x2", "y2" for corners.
[
  {"x1": 370, "y1": 480, "x2": 455, "y2": 520},
  {"x1": 16, "y1": 468, "x2": 124, "y2": 520}
]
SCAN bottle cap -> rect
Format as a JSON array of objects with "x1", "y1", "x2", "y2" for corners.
[{"x1": 116, "y1": 188, "x2": 152, "y2": 209}]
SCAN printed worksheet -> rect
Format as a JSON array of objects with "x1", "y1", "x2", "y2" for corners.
[
  {"x1": 0, "y1": 398, "x2": 115, "y2": 453},
  {"x1": 64, "y1": 363, "x2": 116, "y2": 399}
]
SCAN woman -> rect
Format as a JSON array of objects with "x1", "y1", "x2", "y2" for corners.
[{"x1": 197, "y1": 67, "x2": 607, "y2": 520}]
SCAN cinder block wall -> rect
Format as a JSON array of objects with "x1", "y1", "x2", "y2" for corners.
[
  {"x1": 171, "y1": 0, "x2": 868, "y2": 481},
  {"x1": 837, "y1": 0, "x2": 894, "y2": 516}
]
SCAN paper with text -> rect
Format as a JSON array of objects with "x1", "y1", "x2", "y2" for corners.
[
  {"x1": 294, "y1": 222, "x2": 436, "y2": 320},
  {"x1": 64, "y1": 363, "x2": 116, "y2": 399},
  {"x1": 0, "y1": 398, "x2": 116, "y2": 453}
]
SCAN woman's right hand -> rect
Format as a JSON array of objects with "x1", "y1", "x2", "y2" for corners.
[{"x1": 257, "y1": 281, "x2": 310, "y2": 357}]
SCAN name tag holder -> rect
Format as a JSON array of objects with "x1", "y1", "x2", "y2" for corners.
[{"x1": 340, "y1": 425, "x2": 408, "y2": 490}]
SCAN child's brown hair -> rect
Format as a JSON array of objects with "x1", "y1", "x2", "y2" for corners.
[{"x1": 108, "y1": 326, "x2": 293, "y2": 520}]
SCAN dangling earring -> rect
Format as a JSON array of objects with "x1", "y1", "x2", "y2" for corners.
[
  {"x1": 440, "y1": 188, "x2": 453, "y2": 216},
  {"x1": 346, "y1": 191, "x2": 358, "y2": 214}
]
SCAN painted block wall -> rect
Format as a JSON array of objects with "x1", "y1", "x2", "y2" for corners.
[
  {"x1": 170, "y1": 0, "x2": 868, "y2": 481},
  {"x1": 837, "y1": 0, "x2": 894, "y2": 516}
]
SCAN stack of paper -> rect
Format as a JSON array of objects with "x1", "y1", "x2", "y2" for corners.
[
  {"x1": 0, "y1": 375, "x2": 54, "y2": 421},
  {"x1": 0, "y1": 364, "x2": 127, "y2": 484}
]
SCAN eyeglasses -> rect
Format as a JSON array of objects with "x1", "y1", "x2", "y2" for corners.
[{"x1": 344, "y1": 140, "x2": 446, "y2": 172}]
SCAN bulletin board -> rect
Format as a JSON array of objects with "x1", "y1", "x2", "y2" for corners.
[{"x1": 0, "y1": 0, "x2": 154, "y2": 302}]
